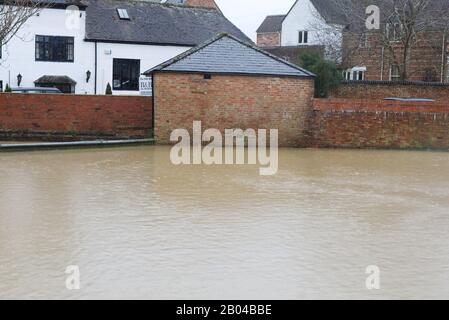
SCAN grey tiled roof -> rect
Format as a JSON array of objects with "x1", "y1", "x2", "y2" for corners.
[
  {"x1": 85, "y1": 0, "x2": 250, "y2": 46},
  {"x1": 144, "y1": 34, "x2": 315, "y2": 77},
  {"x1": 309, "y1": 0, "x2": 348, "y2": 25},
  {"x1": 256, "y1": 15, "x2": 285, "y2": 33}
]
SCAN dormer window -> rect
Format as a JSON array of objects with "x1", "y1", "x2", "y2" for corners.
[{"x1": 117, "y1": 8, "x2": 130, "y2": 20}]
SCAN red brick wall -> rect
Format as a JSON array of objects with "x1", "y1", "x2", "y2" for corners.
[
  {"x1": 0, "y1": 93, "x2": 152, "y2": 139},
  {"x1": 185, "y1": 0, "x2": 219, "y2": 9},
  {"x1": 257, "y1": 33, "x2": 281, "y2": 47},
  {"x1": 153, "y1": 72, "x2": 314, "y2": 147},
  {"x1": 330, "y1": 82, "x2": 449, "y2": 101},
  {"x1": 308, "y1": 98, "x2": 449, "y2": 149}
]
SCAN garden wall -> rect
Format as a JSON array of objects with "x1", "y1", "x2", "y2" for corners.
[
  {"x1": 308, "y1": 98, "x2": 449, "y2": 149},
  {"x1": 0, "y1": 93, "x2": 152, "y2": 140},
  {"x1": 330, "y1": 81, "x2": 449, "y2": 101}
]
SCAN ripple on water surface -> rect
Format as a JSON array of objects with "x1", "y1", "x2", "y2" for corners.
[{"x1": 1, "y1": 146, "x2": 449, "y2": 299}]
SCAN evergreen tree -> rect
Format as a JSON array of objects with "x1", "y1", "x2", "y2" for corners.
[
  {"x1": 299, "y1": 52, "x2": 342, "y2": 98},
  {"x1": 105, "y1": 83, "x2": 112, "y2": 95}
]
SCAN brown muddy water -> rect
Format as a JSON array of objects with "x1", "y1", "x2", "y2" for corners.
[{"x1": 1, "y1": 146, "x2": 449, "y2": 299}]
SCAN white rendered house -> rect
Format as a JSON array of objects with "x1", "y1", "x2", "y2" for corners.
[
  {"x1": 256, "y1": 0, "x2": 346, "y2": 61},
  {"x1": 0, "y1": 0, "x2": 249, "y2": 94}
]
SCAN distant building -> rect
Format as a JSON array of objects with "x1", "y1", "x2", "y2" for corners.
[
  {"x1": 256, "y1": 0, "x2": 346, "y2": 64},
  {"x1": 342, "y1": 0, "x2": 449, "y2": 82}
]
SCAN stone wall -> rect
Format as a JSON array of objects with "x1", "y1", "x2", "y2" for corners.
[
  {"x1": 153, "y1": 72, "x2": 315, "y2": 147},
  {"x1": 0, "y1": 93, "x2": 152, "y2": 140},
  {"x1": 308, "y1": 98, "x2": 449, "y2": 149}
]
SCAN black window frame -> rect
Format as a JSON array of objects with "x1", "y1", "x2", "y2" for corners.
[
  {"x1": 112, "y1": 58, "x2": 140, "y2": 91},
  {"x1": 35, "y1": 35, "x2": 74, "y2": 62},
  {"x1": 298, "y1": 30, "x2": 308, "y2": 44}
]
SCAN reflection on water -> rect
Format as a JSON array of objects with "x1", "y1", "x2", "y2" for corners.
[{"x1": 1, "y1": 146, "x2": 449, "y2": 299}]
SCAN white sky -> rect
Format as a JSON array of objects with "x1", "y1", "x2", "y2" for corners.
[{"x1": 216, "y1": 0, "x2": 295, "y2": 41}]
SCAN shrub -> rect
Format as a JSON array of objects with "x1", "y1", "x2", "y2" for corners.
[
  {"x1": 105, "y1": 83, "x2": 112, "y2": 95},
  {"x1": 4, "y1": 84, "x2": 12, "y2": 92},
  {"x1": 299, "y1": 52, "x2": 342, "y2": 98}
]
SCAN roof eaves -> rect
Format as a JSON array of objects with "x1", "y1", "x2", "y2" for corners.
[
  {"x1": 84, "y1": 38, "x2": 196, "y2": 47},
  {"x1": 154, "y1": 69, "x2": 314, "y2": 78}
]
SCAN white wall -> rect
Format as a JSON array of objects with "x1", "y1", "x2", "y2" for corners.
[
  {"x1": 282, "y1": 0, "x2": 316, "y2": 46},
  {"x1": 281, "y1": 0, "x2": 342, "y2": 60},
  {"x1": 0, "y1": 7, "x2": 95, "y2": 94},
  {"x1": 95, "y1": 42, "x2": 189, "y2": 95},
  {"x1": 0, "y1": 6, "x2": 190, "y2": 95}
]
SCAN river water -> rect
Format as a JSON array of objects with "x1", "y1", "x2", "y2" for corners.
[{"x1": 1, "y1": 146, "x2": 449, "y2": 299}]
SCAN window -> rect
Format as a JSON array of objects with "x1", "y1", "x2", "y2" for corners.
[
  {"x1": 353, "y1": 70, "x2": 364, "y2": 81},
  {"x1": 390, "y1": 65, "x2": 401, "y2": 81},
  {"x1": 344, "y1": 67, "x2": 366, "y2": 81},
  {"x1": 298, "y1": 30, "x2": 308, "y2": 44},
  {"x1": 117, "y1": 8, "x2": 130, "y2": 20},
  {"x1": 35, "y1": 36, "x2": 74, "y2": 62},
  {"x1": 113, "y1": 58, "x2": 140, "y2": 91},
  {"x1": 386, "y1": 21, "x2": 402, "y2": 41}
]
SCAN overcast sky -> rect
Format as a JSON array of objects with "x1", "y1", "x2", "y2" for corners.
[{"x1": 216, "y1": 0, "x2": 295, "y2": 41}]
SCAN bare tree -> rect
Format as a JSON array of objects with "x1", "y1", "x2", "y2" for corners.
[
  {"x1": 0, "y1": 0, "x2": 46, "y2": 48},
  {"x1": 336, "y1": 0, "x2": 449, "y2": 81},
  {"x1": 307, "y1": 1, "x2": 347, "y2": 62}
]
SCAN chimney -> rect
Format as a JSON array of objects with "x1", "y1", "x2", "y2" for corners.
[{"x1": 184, "y1": 0, "x2": 219, "y2": 10}]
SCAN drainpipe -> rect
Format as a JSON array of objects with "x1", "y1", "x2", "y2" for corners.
[
  {"x1": 441, "y1": 33, "x2": 446, "y2": 83},
  {"x1": 380, "y1": 46, "x2": 385, "y2": 80},
  {"x1": 151, "y1": 73, "x2": 155, "y2": 136},
  {"x1": 93, "y1": 41, "x2": 98, "y2": 95}
]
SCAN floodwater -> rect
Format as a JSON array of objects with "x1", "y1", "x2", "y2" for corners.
[{"x1": 1, "y1": 146, "x2": 449, "y2": 299}]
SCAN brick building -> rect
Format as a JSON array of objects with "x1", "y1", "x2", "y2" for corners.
[
  {"x1": 144, "y1": 34, "x2": 315, "y2": 147},
  {"x1": 343, "y1": 29, "x2": 448, "y2": 83},
  {"x1": 342, "y1": 0, "x2": 449, "y2": 82}
]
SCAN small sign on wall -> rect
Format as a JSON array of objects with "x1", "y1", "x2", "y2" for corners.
[{"x1": 139, "y1": 76, "x2": 152, "y2": 96}]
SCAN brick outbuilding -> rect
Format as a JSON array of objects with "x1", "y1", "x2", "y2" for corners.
[{"x1": 144, "y1": 34, "x2": 315, "y2": 147}]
